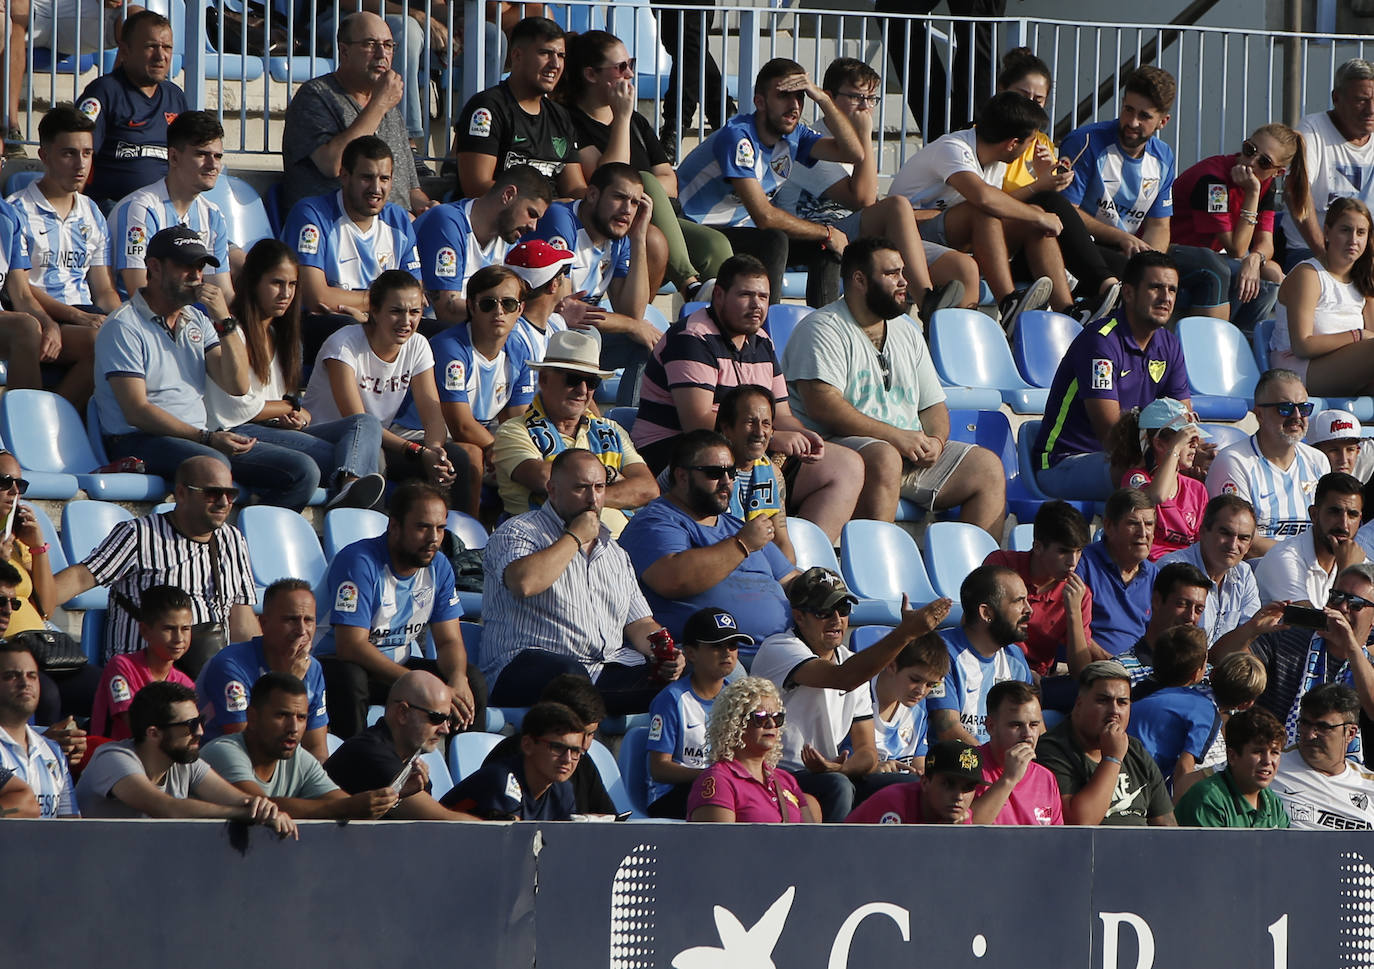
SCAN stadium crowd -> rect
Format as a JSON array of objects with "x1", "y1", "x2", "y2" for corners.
[{"x1": 6, "y1": 6, "x2": 1374, "y2": 831}]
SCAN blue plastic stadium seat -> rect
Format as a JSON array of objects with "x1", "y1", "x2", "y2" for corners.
[
  {"x1": 60, "y1": 500, "x2": 135, "y2": 610},
  {"x1": 1, "y1": 390, "x2": 169, "y2": 500},
  {"x1": 268, "y1": 53, "x2": 335, "y2": 83},
  {"x1": 264, "y1": 181, "x2": 285, "y2": 237},
  {"x1": 606, "y1": 406, "x2": 637, "y2": 432},
  {"x1": 644, "y1": 303, "x2": 670, "y2": 337},
  {"x1": 81, "y1": 608, "x2": 107, "y2": 665},
  {"x1": 447, "y1": 731, "x2": 504, "y2": 781},
  {"x1": 447, "y1": 510, "x2": 488, "y2": 549},
  {"x1": 1016, "y1": 418, "x2": 1102, "y2": 510},
  {"x1": 1008, "y1": 522, "x2": 1034, "y2": 552},
  {"x1": 617, "y1": 726, "x2": 653, "y2": 817},
  {"x1": 1199, "y1": 423, "x2": 1249, "y2": 452},
  {"x1": 593, "y1": 370, "x2": 622, "y2": 404},
  {"x1": 322, "y1": 507, "x2": 388, "y2": 558},
  {"x1": 930, "y1": 308, "x2": 1047, "y2": 414},
  {"x1": 679, "y1": 300, "x2": 708, "y2": 320},
  {"x1": 924, "y1": 521, "x2": 998, "y2": 602},
  {"x1": 238, "y1": 506, "x2": 327, "y2": 603},
  {"x1": 1177, "y1": 316, "x2": 1260, "y2": 421},
  {"x1": 946, "y1": 408, "x2": 1089, "y2": 524},
  {"x1": 30, "y1": 48, "x2": 98, "y2": 72},
  {"x1": 588, "y1": 737, "x2": 639, "y2": 816},
  {"x1": 1013, "y1": 310, "x2": 1081, "y2": 389},
  {"x1": 1252, "y1": 318, "x2": 1273, "y2": 372},
  {"x1": 765, "y1": 303, "x2": 811, "y2": 358},
  {"x1": 848, "y1": 625, "x2": 895, "y2": 651},
  {"x1": 422, "y1": 749, "x2": 454, "y2": 800},
  {"x1": 788, "y1": 516, "x2": 838, "y2": 572},
  {"x1": 840, "y1": 519, "x2": 959, "y2": 627},
  {"x1": 203, "y1": 174, "x2": 275, "y2": 249}
]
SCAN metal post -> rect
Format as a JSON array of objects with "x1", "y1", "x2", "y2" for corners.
[
  {"x1": 186, "y1": 0, "x2": 207, "y2": 109},
  {"x1": 1283, "y1": 0, "x2": 1303, "y2": 126},
  {"x1": 738, "y1": 7, "x2": 762, "y2": 114},
  {"x1": 463, "y1": 0, "x2": 486, "y2": 113}
]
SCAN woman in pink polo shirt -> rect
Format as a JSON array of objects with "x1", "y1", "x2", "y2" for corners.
[
  {"x1": 1107, "y1": 397, "x2": 1210, "y2": 560},
  {"x1": 687, "y1": 677, "x2": 819, "y2": 823}
]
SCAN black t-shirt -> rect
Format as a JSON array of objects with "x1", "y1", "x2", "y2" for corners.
[
  {"x1": 453, "y1": 81, "x2": 580, "y2": 197},
  {"x1": 487, "y1": 734, "x2": 616, "y2": 814},
  {"x1": 569, "y1": 108, "x2": 671, "y2": 173},
  {"x1": 1034, "y1": 718, "x2": 1173, "y2": 825},
  {"x1": 324, "y1": 721, "x2": 430, "y2": 804},
  {"x1": 442, "y1": 754, "x2": 575, "y2": 820}
]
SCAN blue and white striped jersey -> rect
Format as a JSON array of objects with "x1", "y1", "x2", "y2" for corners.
[
  {"x1": 0, "y1": 724, "x2": 76, "y2": 817},
  {"x1": 527, "y1": 200, "x2": 630, "y2": 303},
  {"x1": 109, "y1": 178, "x2": 229, "y2": 281},
  {"x1": 281, "y1": 191, "x2": 421, "y2": 291},
  {"x1": 1205, "y1": 435, "x2": 1329, "y2": 539},
  {"x1": 926, "y1": 627, "x2": 1033, "y2": 744},
  {"x1": 646, "y1": 678, "x2": 716, "y2": 805},
  {"x1": 0, "y1": 196, "x2": 31, "y2": 291},
  {"x1": 394, "y1": 321, "x2": 536, "y2": 429},
  {"x1": 414, "y1": 198, "x2": 511, "y2": 295},
  {"x1": 7, "y1": 180, "x2": 110, "y2": 304},
  {"x1": 1060, "y1": 119, "x2": 1175, "y2": 236},
  {"x1": 677, "y1": 112, "x2": 823, "y2": 226}
]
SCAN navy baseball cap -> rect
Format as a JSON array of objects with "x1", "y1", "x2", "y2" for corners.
[
  {"x1": 147, "y1": 226, "x2": 220, "y2": 267},
  {"x1": 682, "y1": 607, "x2": 754, "y2": 648}
]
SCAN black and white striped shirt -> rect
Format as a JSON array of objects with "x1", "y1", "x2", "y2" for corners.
[{"x1": 82, "y1": 512, "x2": 257, "y2": 662}]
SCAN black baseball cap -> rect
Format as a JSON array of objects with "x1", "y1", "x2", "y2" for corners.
[
  {"x1": 787, "y1": 566, "x2": 858, "y2": 613},
  {"x1": 682, "y1": 607, "x2": 754, "y2": 648},
  {"x1": 925, "y1": 740, "x2": 988, "y2": 785},
  {"x1": 147, "y1": 226, "x2": 220, "y2": 267}
]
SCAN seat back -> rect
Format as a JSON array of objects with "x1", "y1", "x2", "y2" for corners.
[
  {"x1": 1252, "y1": 318, "x2": 1274, "y2": 372},
  {"x1": 447, "y1": 731, "x2": 504, "y2": 781},
  {"x1": 1200, "y1": 422, "x2": 1250, "y2": 452},
  {"x1": 788, "y1": 516, "x2": 840, "y2": 572},
  {"x1": 1013, "y1": 310, "x2": 1081, "y2": 388},
  {"x1": 459, "y1": 621, "x2": 484, "y2": 671},
  {"x1": 61, "y1": 500, "x2": 135, "y2": 565},
  {"x1": 0, "y1": 390, "x2": 101, "y2": 474},
  {"x1": 29, "y1": 504, "x2": 69, "y2": 572},
  {"x1": 237, "y1": 506, "x2": 327, "y2": 590},
  {"x1": 929, "y1": 308, "x2": 1031, "y2": 391},
  {"x1": 924, "y1": 521, "x2": 999, "y2": 600},
  {"x1": 447, "y1": 510, "x2": 488, "y2": 550},
  {"x1": 606, "y1": 406, "x2": 637, "y2": 432},
  {"x1": 1178, "y1": 316, "x2": 1261, "y2": 400},
  {"x1": 616, "y1": 726, "x2": 652, "y2": 816},
  {"x1": 765, "y1": 304, "x2": 811, "y2": 359},
  {"x1": 839, "y1": 519, "x2": 939, "y2": 605},
  {"x1": 323, "y1": 507, "x2": 389, "y2": 558},
  {"x1": 587, "y1": 738, "x2": 635, "y2": 816},
  {"x1": 85, "y1": 398, "x2": 110, "y2": 465},
  {"x1": 1008, "y1": 522, "x2": 1035, "y2": 552},
  {"x1": 848, "y1": 625, "x2": 895, "y2": 651},
  {"x1": 422, "y1": 749, "x2": 454, "y2": 801},
  {"x1": 1015, "y1": 419, "x2": 1052, "y2": 498},
  {"x1": 203, "y1": 174, "x2": 274, "y2": 249}
]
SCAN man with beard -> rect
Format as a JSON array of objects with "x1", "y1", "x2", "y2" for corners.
[
  {"x1": 752, "y1": 566, "x2": 952, "y2": 820},
  {"x1": 283, "y1": 135, "x2": 423, "y2": 366},
  {"x1": 415, "y1": 165, "x2": 553, "y2": 326},
  {"x1": 75, "y1": 680, "x2": 298, "y2": 837},
  {"x1": 492, "y1": 330, "x2": 657, "y2": 536},
  {"x1": 1255, "y1": 472, "x2": 1366, "y2": 606},
  {"x1": 677, "y1": 57, "x2": 865, "y2": 307},
  {"x1": 622, "y1": 431, "x2": 801, "y2": 651},
  {"x1": 482, "y1": 448, "x2": 683, "y2": 711},
  {"x1": 1034, "y1": 660, "x2": 1177, "y2": 826},
  {"x1": 197, "y1": 580, "x2": 332, "y2": 762},
  {"x1": 315, "y1": 482, "x2": 486, "y2": 738},
  {"x1": 1271, "y1": 683, "x2": 1374, "y2": 829},
  {"x1": 783, "y1": 236, "x2": 1006, "y2": 536},
  {"x1": 1207, "y1": 368, "x2": 1329, "y2": 556},
  {"x1": 1033, "y1": 251, "x2": 1192, "y2": 501},
  {"x1": 88, "y1": 225, "x2": 319, "y2": 509},
  {"x1": 928, "y1": 565, "x2": 1035, "y2": 746},
  {"x1": 0, "y1": 638, "x2": 78, "y2": 818},
  {"x1": 451, "y1": 17, "x2": 586, "y2": 200},
  {"x1": 202, "y1": 672, "x2": 398, "y2": 820},
  {"x1": 529, "y1": 162, "x2": 663, "y2": 358}
]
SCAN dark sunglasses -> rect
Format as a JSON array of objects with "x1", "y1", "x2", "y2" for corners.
[
  {"x1": 1241, "y1": 139, "x2": 1284, "y2": 173},
  {"x1": 745, "y1": 709, "x2": 786, "y2": 728},
  {"x1": 401, "y1": 700, "x2": 452, "y2": 726},
  {"x1": 557, "y1": 370, "x2": 602, "y2": 391},
  {"x1": 0, "y1": 474, "x2": 29, "y2": 494},
  {"x1": 1329, "y1": 589, "x2": 1374, "y2": 612},
  {"x1": 0, "y1": 596, "x2": 22, "y2": 610},
  {"x1": 691, "y1": 465, "x2": 738, "y2": 481},
  {"x1": 1256, "y1": 400, "x2": 1314, "y2": 418},
  {"x1": 807, "y1": 601, "x2": 854, "y2": 619},
  {"x1": 476, "y1": 296, "x2": 522, "y2": 314},
  {"x1": 160, "y1": 716, "x2": 202, "y2": 733},
  {"x1": 597, "y1": 57, "x2": 636, "y2": 75},
  {"x1": 877, "y1": 350, "x2": 893, "y2": 392},
  {"x1": 184, "y1": 483, "x2": 240, "y2": 503}
]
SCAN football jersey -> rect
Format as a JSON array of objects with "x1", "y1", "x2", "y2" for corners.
[
  {"x1": 645, "y1": 678, "x2": 716, "y2": 805},
  {"x1": 8, "y1": 180, "x2": 110, "y2": 304},
  {"x1": 281, "y1": 191, "x2": 421, "y2": 291},
  {"x1": 196, "y1": 637, "x2": 330, "y2": 742},
  {"x1": 677, "y1": 112, "x2": 822, "y2": 226},
  {"x1": 0, "y1": 196, "x2": 31, "y2": 291},
  {"x1": 868, "y1": 681, "x2": 929, "y2": 764},
  {"x1": 1272, "y1": 747, "x2": 1374, "y2": 830},
  {"x1": 927, "y1": 627, "x2": 1033, "y2": 743},
  {"x1": 77, "y1": 70, "x2": 186, "y2": 203},
  {"x1": 109, "y1": 178, "x2": 229, "y2": 284},
  {"x1": 0, "y1": 725, "x2": 75, "y2": 818},
  {"x1": 528, "y1": 200, "x2": 631, "y2": 303},
  {"x1": 393, "y1": 321, "x2": 535, "y2": 427},
  {"x1": 1060, "y1": 119, "x2": 1175, "y2": 235},
  {"x1": 1205, "y1": 435, "x2": 1329, "y2": 539},
  {"x1": 414, "y1": 198, "x2": 511, "y2": 295}
]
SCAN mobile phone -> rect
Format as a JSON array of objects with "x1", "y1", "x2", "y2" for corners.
[
  {"x1": 390, "y1": 752, "x2": 420, "y2": 794},
  {"x1": 1282, "y1": 604, "x2": 1328, "y2": 630}
]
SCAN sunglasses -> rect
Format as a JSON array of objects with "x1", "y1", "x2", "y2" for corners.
[
  {"x1": 556, "y1": 370, "x2": 602, "y2": 391},
  {"x1": 539, "y1": 737, "x2": 584, "y2": 759},
  {"x1": 184, "y1": 483, "x2": 240, "y2": 503},
  {"x1": 597, "y1": 57, "x2": 636, "y2": 76},
  {"x1": 877, "y1": 350, "x2": 893, "y2": 392},
  {"x1": 1329, "y1": 589, "x2": 1374, "y2": 612},
  {"x1": 0, "y1": 474, "x2": 29, "y2": 494},
  {"x1": 807, "y1": 601, "x2": 854, "y2": 619},
  {"x1": 160, "y1": 716, "x2": 203, "y2": 733},
  {"x1": 0, "y1": 596, "x2": 22, "y2": 610},
  {"x1": 401, "y1": 700, "x2": 452, "y2": 726},
  {"x1": 745, "y1": 709, "x2": 786, "y2": 728},
  {"x1": 690, "y1": 465, "x2": 738, "y2": 481},
  {"x1": 1241, "y1": 139, "x2": 1284, "y2": 173},
  {"x1": 1256, "y1": 400, "x2": 1314, "y2": 418},
  {"x1": 477, "y1": 296, "x2": 522, "y2": 314}
]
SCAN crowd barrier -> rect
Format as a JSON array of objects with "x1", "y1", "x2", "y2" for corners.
[{"x1": 5, "y1": 818, "x2": 1372, "y2": 967}]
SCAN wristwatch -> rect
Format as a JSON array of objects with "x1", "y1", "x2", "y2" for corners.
[{"x1": 212, "y1": 315, "x2": 240, "y2": 336}]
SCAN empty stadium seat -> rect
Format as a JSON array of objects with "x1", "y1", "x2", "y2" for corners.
[
  {"x1": 616, "y1": 725, "x2": 652, "y2": 817},
  {"x1": 587, "y1": 737, "x2": 638, "y2": 817},
  {"x1": 238, "y1": 506, "x2": 327, "y2": 600},
  {"x1": 787, "y1": 516, "x2": 839, "y2": 572},
  {"x1": 679, "y1": 300, "x2": 708, "y2": 320},
  {"x1": 268, "y1": 53, "x2": 335, "y2": 83},
  {"x1": 1177, "y1": 316, "x2": 1259, "y2": 421},
  {"x1": 644, "y1": 303, "x2": 670, "y2": 337},
  {"x1": 924, "y1": 521, "x2": 998, "y2": 601},
  {"x1": 1254, "y1": 317, "x2": 1374, "y2": 419},
  {"x1": 1252, "y1": 318, "x2": 1273, "y2": 372},
  {"x1": 946, "y1": 408, "x2": 1087, "y2": 524},
  {"x1": 325, "y1": 732, "x2": 343, "y2": 754},
  {"x1": 0, "y1": 390, "x2": 169, "y2": 500},
  {"x1": 1012, "y1": 310, "x2": 1080, "y2": 388},
  {"x1": 1008, "y1": 522, "x2": 1034, "y2": 552},
  {"x1": 606, "y1": 406, "x2": 637, "y2": 432},
  {"x1": 81, "y1": 608, "x2": 106, "y2": 665},
  {"x1": 840, "y1": 519, "x2": 958, "y2": 626},
  {"x1": 447, "y1": 731, "x2": 504, "y2": 781},
  {"x1": 60, "y1": 500, "x2": 135, "y2": 610},
  {"x1": 202, "y1": 174, "x2": 274, "y2": 249},
  {"x1": 1200, "y1": 422, "x2": 1249, "y2": 451},
  {"x1": 766, "y1": 303, "x2": 811, "y2": 358},
  {"x1": 929, "y1": 308, "x2": 1047, "y2": 414},
  {"x1": 322, "y1": 507, "x2": 388, "y2": 557}
]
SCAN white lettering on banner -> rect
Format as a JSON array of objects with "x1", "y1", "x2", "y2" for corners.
[
  {"x1": 1099, "y1": 912, "x2": 1155, "y2": 969},
  {"x1": 1267, "y1": 914, "x2": 1287, "y2": 969},
  {"x1": 826, "y1": 903, "x2": 910, "y2": 969}
]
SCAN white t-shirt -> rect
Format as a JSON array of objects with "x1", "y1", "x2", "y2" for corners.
[
  {"x1": 1271, "y1": 258, "x2": 1366, "y2": 355},
  {"x1": 204, "y1": 344, "x2": 287, "y2": 430},
  {"x1": 751, "y1": 631, "x2": 874, "y2": 772},
  {"x1": 1282, "y1": 110, "x2": 1374, "y2": 244},
  {"x1": 301, "y1": 323, "x2": 435, "y2": 426},
  {"x1": 1272, "y1": 747, "x2": 1374, "y2": 830},
  {"x1": 889, "y1": 128, "x2": 1006, "y2": 212}
]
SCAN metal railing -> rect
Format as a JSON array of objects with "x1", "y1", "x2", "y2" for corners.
[{"x1": 10, "y1": 0, "x2": 1374, "y2": 177}]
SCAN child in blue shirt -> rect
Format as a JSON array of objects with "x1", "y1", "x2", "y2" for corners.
[{"x1": 1127, "y1": 625, "x2": 1220, "y2": 787}]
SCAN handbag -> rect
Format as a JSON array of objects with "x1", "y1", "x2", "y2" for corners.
[
  {"x1": 205, "y1": 1, "x2": 297, "y2": 57},
  {"x1": 9, "y1": 629, "x2": 86, "y2": 674}
]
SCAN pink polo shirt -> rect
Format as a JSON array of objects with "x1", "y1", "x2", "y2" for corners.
[
  {"x1": 1121, "y1": 468, "x2": 1207, "y2": 560},
  {"x1": 844, "y1": 780, "x2": 974, "y2": 824},
  {"x1": 977, "y1": 742, "x2": 1064, "y2": 825},
  {"x1": 687, "y1": 759, "x2": 806, "y2": 822},
  {"x1": 90, "y1": 650, "x2": 195, "y2": 740}
]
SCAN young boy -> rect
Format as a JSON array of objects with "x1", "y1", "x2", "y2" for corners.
[
  {"x1": 645, "y1": 606, "x2": 748, "y2": 818},
  {"x1": 1171, "y1": 651, "x2": 1267, "y2": 802},
  {"x1": 1174, "y1": 707, "x2": 1290, "y2": 828},
  {"x1": 868, "y1": 630, "x2": 949, "y2": 775},
  {"x1": 90, "y1": 585, "x2": 196, "y2": 740},
  {"x1": 1126, "y1": 625, "x2": 1220, "y2": 787},
  {"x1": 442, "y1": 701, "x2": 585, "y2": 821}
]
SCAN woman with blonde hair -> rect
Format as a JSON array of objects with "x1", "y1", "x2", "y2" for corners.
[{"x1": 686, "y1": 676, "x2": 819, "y2": 822}]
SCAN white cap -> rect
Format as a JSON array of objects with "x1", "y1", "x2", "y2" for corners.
[{"x1": 1307, "y1": 409, "x2": 1363, "y2": 446}]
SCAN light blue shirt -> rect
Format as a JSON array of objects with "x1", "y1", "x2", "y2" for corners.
[
  {"x1": 926, "y1": 627, "x2": 1032, "y2": 743},
  {"x1": 394, "y1": 321, "x2": 536, "y2": 429},
  {"x1": 0, "y1": 196, "x2": 31, "y2": 289},
  {"x1": 109, "y1": 178, "x2": 229, "y2": 294},
  {"x1": 1158, "y1": 542, "x2": 1260, "y2": 645},
  {"x1": 0, "y1": 724, "x2": 76, "y2": 817},
  {"x1": 528, "y1": 200, "x2": 631, "y2": 303},
  {"x1": 1060, "y1": 118, "x2": 1175, "y2": 235},
  {"x1": 281, "y1": 191, "x2": 420, "y2": 291},
  {"x1": 8, "y1": 179, "x2": 110, "y2": 304},
  {"x1": 645, "y1": 678, "x2": 715, "y2": 805},
  {"x1": 677, "y1": 112, "x2": 822, "y2": 226}
]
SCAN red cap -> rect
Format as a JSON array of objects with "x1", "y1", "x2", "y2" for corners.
[{"x1": 505, "y1": 239, "x2": 574, "y2": 289}]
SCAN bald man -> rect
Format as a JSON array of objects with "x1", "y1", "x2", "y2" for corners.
[
  {"x1": 53, "y1": 455, "x2": 260, "y2": 674},
  {"x1": 324, "y1": 671, "x2": 478, "y2": 820}
]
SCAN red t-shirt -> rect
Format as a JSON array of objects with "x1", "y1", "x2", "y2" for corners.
[
  {"x1": 1170, "y1": 153, "x2": 1279, "y2": 250},
  {"x1": 984, "y1": 549, "x2": 1094, "y2": 676},
  {"x1": 844, "y1": 780, "x2": 973, "y2": 824}
]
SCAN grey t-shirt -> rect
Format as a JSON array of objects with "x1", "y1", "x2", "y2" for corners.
[
  {"x1": 75, "y1": 740, "x2": 212, "y2": 818},
  {"x1": 281, "y1": 73, "x2": 419, "y2": 213},
  {"x1": 201, "y1": 734, "x2": 339, "y2": 800}
]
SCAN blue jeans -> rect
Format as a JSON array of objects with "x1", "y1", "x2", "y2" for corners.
[
  {"x1": 234, "y1": 414, "x2": 383, "y2": 491},
  {"x1": 106, "y1": 432, "x2": 320, "y2": 511},
  {"x1": 1036, "y1": 451, "x2": 1115, "y2": 501}
]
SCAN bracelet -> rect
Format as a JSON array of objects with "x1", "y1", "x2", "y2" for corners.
[
  {"x1": 734, "y1": 537, "x2": 751, "y2": 557},
  {"x1": 199, "y1": 428, "x2": 213, "y2": 446},
  {"x1": 562, "y1": 528, "x2": 582, "y2": 545},
  {"x1": 1101, "y1": 755, "x2": 1122, "y2": 766},
  {"x1": 31, "y1": 543, "x2": 49, "y2": 555},
  {"x1": 1239, "y1": 209, "x2": 1258, "y2": 225},
  {"x1": 407, "y1": 441, "x2": 424, "y2": 456}
]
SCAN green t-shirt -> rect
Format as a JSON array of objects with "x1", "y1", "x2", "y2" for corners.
[
  {"x1": 1175, "y1": 767, "x2": 1291, "y2": 828},
  {"x1": 201, "y1": 734, "x2": 339, "y2": 800}
]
